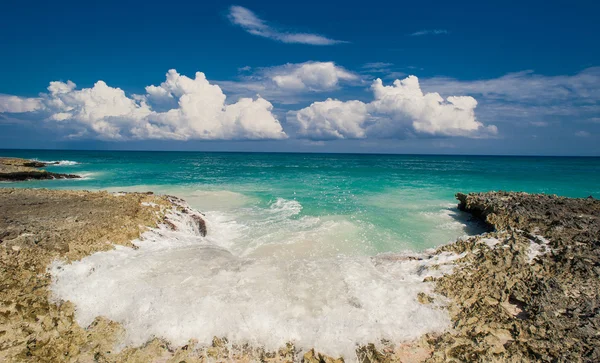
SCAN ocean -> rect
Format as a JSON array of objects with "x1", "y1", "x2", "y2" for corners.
[{"x1": 3, "y1": 149, "x2": 600, "y2": 357}]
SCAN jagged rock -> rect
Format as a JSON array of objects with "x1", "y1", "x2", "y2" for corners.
[
  {"x1": 302, "y1": 349, "x2": 344, "y2": 363},
  {"x1": 428, "y1": 192, "x2": 600, "y2": 362},
  {"x1": 417, "y1": 292, "x2": 434, "y2": 304}
]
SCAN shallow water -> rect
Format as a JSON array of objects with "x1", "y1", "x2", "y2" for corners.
[
  {"x1": 3, "y1": 150, "x2": 600, "y2": 358},
  {"x1": 4, "y1": 150, "x2": 598, "y2": 252}
]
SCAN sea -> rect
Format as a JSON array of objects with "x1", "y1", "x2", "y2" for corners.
[{"x1": 2, "y1": 149, "x2": 599, "y2": 358}]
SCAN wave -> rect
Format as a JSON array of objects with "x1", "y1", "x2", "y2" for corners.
[
  {"x1": 74, "y1": 172, "x2": 97, "y2": 180},
  {"x1": 34, "y1": 159, "x2": 80, "y2": 166},
  {"x1": 49, "y1": 198, "x2": 458, "y2": 360}
]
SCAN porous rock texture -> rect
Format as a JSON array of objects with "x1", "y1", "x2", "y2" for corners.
[
  {"x1": 0, "y1": 188, "x2": 176, "y2": 362},
  {"x1": 424, "y1": 192, "x2": 600, "y2": 362}
]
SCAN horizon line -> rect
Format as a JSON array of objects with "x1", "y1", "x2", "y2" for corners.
[{"x1": 1, "y1": 148, "x2": 599, "y2": 158}]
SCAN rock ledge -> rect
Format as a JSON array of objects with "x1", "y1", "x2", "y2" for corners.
[{"x1": 0, "y1": 157, "x2": 80, "y2": 181}]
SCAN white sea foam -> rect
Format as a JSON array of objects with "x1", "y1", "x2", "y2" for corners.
[
  {"x1": 480, "y1": 237, "x2": 500, "y2": 249},
  {"x1": 35, "y1": 159, "x2": 80, "y2": 166},
  {"x1": 74, "y1": 172, "x2": 96, "y2": 180},
  {"x1": 49, "y1": 198, "x2": 460, "y2": 360}
]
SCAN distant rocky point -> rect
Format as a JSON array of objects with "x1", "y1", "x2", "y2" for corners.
[{"x1": 0, "y1": 157, "x2": 80, "y2": 181}]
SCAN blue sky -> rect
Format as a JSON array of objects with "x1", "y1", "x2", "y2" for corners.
[{"x1": 1, "y1": 0, "x2": 599, "y2": 155}]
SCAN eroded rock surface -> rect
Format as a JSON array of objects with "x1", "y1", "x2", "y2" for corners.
[
  {"x1": 425, "y1": 192, "x2": 600, "y2": 362},
  {"x1": 0, "y1": 158, "x2": 80, "y2": 181},
  {"x1": 0, "y1": 188, "x2": 174, "y2": 362}
]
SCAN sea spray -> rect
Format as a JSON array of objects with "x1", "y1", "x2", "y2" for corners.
[
  {"x1": 33, "y1": 159, "x2": 81, "y2": 166},
  {"x1": 50, "y1": 198, "x2": 461, "y2": 359}
]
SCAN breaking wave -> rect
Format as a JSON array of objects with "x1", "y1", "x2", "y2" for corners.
[
  {"x1": 49, "y1": 194, "x2": 464, "y2": 360},
  {"x1": 35, "y1": 159, "x2": 80, "y2": 166}
]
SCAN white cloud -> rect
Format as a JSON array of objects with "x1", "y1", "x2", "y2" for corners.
[
  {"x1": 217, "y1": 61, "x2": 361, "y2": 104},
  {"x1": 420, "y1": 67, "x2": 600, "y2": 125},
  {"x1": 269, "y1": 62, "x2": 358, "y2": 91},
  {"x1": 143, "y1": 70, "x2": 286, "y2": 140},
  {"x1": 0, "y1": 70, "x2": 287, "y2": 141},
  {"x1": 410, "y1": 29, "x2": 449, "y2": 36},
  {"x1": 0, "y1": 95, "x2": 42, "y2": 113},
  {"x1": 293, "y1": 99, "x2": 369, "y2": 140},
  {"x1": 422, "y1": 68, "x2": 600, "y2": 104},
  {"x1": 228, "y1": 6, "x2": 347, "y2": 45},
  {"x1": 48, "y1": 80, "x2": 76, "y2": 94},
  {"x1": 289, "y1": 75, "x2": 497, "y2": 140}
]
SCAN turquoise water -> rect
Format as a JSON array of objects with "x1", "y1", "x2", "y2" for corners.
[{"x1": 2, "y1": 150, "x2": 599, "y2": 253}]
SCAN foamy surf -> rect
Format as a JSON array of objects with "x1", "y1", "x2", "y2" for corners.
[
  {"x1": 34, "y1": 159, "x2": 80, "y2": 166},
  {"x1": 49, "y1": 197, "x2": 460, "y2": 360}
]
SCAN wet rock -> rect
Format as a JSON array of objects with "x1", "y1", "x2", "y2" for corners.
[
  {"x1": 302, "y1": 349, "x2": 344, "y2": 363},
  {"x1": 417, "y1": 292, "x2": 434, "y2": 304},
  {"x1": 191, "y1": 214, "x2": 207, "y2": 237}
]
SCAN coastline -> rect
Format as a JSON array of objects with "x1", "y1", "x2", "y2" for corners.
[{"x1": 1, "y1": 187, "x2": 598, "y2": 362}]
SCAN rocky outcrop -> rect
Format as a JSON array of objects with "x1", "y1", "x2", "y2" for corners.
[
  {"x1": 0, "y1": 157, "x2": 80, "y2": 181},
  {"x1": 425, "y1": 192, "x2": 600, "y2": 362},
  {"x1": 0, "y1": 188, "x2": 190, "y2": 362}
]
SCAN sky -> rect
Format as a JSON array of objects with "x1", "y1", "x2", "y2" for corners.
[{"x1": 0, "y1": 0, "x2": 599, "y2": 155}]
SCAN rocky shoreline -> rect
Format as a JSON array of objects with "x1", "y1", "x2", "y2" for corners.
[
  {"x1": 0, "y1": 158, "x2": 80, "y2": 181},
  {"x1": 425, "y1": 192, "x2": 600, "y2": 362},
  {"x1": 0, "y1": 188, "x2": 598, "y2": 362}
]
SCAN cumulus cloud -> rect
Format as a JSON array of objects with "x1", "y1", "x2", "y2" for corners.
[
  {"x1": 410, "y1": 29, "x2": 449, "y2": 36},
  {"x1": 293, "y1": 99, "x2": 369, "y2": 140},
  {"x1": 268, "y1": 62, "x2": 358, "y2": 91},
  {"x1": 218, "y1": 61, "x2": 360, "y2": 104},
  {"x1": 228, "y1": 6, "x2": 347, "y2": 45},
  {"x1": 0, "y1": 70, "x2": 287, "y2": 141},
  {"x1": 0, "y1": 95, "x2": 42, "y2": 113},
  {"x1": 289, "y1": 75, "x2": 497, "y2": 140}
]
